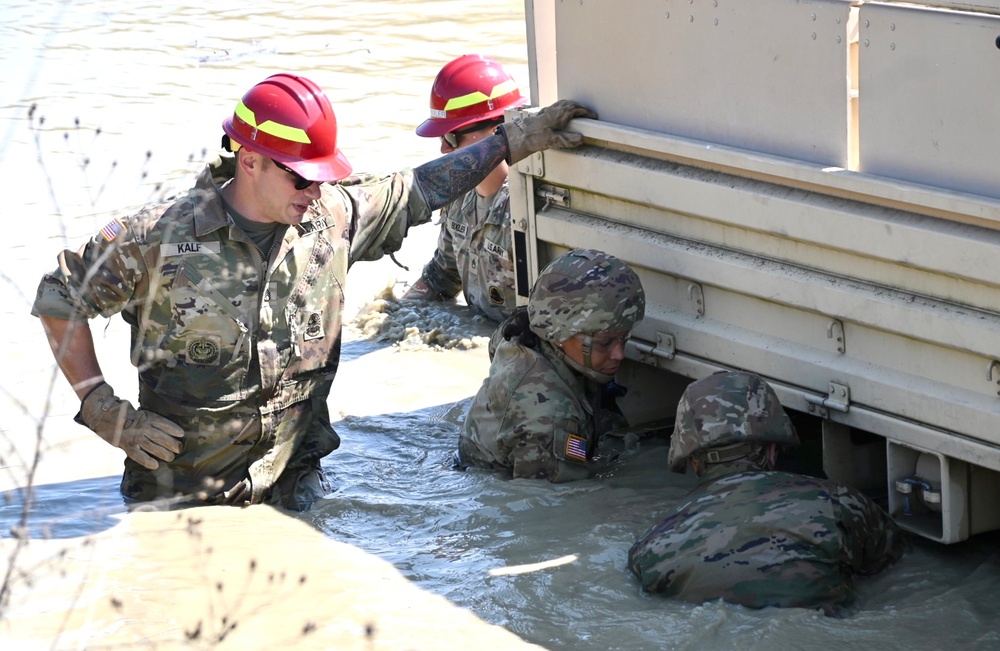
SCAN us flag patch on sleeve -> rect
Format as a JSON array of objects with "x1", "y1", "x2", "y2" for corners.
[
  {"x1": 100, "y1": 218, "x2": 125, "y2": 242},
  {"x1": 565, "y1": 434, "x2": 588, "y2": 462}
]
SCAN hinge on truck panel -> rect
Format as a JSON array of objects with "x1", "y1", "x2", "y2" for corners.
[
  {"x1": 627, "y1": 332, "x2": 676, "y2": 367},
  {"x1": 804, "y1": 382, "x2": 851, "y2": 417},
  {"x1": 517, "y1": 151, "x2": 545, "y2": 178},
  {"x1": 535, "y1": 183, "x2": 569, "y2": 211}
]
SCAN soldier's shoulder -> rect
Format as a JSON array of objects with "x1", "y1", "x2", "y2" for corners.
[
  {"x1": 488, "y1": 342, "x2": 575, "y2": 402},
  {"x1": 490, "y1": 340, "x2": 543, "y2": 384}
]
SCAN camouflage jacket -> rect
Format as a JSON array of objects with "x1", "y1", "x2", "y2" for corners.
[
  {"x1": 627, "y1": 465, "x2": 903, "y2": 615},
  {"x1": 32, "y1": 162, "x2": 431, "y2": 506},
  {"x1": 459, "y1": 337, "x2": 601, "y2": 482},
  {"x1": 420, "y1": 183, "x2": 515, "y2": 322}
]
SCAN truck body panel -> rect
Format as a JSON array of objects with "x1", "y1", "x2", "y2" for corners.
[{"x1": 514, "y1": 0, "x2": 1000, "y2": 543}]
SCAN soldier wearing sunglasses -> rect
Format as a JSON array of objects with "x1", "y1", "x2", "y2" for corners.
[{"x1": 33, "y1": 72, "x2": 595, "y2": 510}]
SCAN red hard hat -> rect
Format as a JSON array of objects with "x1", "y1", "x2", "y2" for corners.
[
  {"x1": 415, "y1": 54, "x2": 528, "y2": 138},
  {"x1": 222, "y1": 73, "x2": 352, "y2": 182}
]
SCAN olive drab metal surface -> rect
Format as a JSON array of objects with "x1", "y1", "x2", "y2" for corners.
[{"x1": 514, "y1": 0, "x2": 1000, "y2": 543}]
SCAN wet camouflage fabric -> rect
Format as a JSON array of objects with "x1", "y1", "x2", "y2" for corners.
[
  {"x1": 528, "y1": 249, "x2": 645, "y2": 343},
  {"x1": 628, "y1": 466, "x2": 903, "y2": 615},
  {"x1": 32, "y1": 160, "x2": 431, "y2": 509},
  {"x1": 669, "y1": 371, "x2": 799, "y2": 472},
  {"x1": 460, "y1": 337, "x2": 604, "y2": 482},
  {"x1": 421, "y1": 183, "x2": 516, "y2": 322}
]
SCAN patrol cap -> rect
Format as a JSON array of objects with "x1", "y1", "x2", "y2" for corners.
[
  {"x1": 668, "y1": 370, "x2": 799, "y2": 473},
  {"x1": 527, "y1": 249, "x2": 645, "y2": 343}
]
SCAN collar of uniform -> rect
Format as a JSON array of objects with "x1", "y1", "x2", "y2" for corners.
[
  {"x1": 538, "y1": 339, "x2": 596, "y2": 415},
  {"x1": 189, "y1": 163, "x2": 233, "y2": 237}
]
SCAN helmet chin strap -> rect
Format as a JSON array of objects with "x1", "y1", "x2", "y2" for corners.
[{"x1": 556, "y1": 336, "x2": 615, "y2": 384}]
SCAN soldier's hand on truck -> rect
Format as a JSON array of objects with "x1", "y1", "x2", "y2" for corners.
[{"x1": 500, "y1": 100, "x2": 598, "y2": 164}]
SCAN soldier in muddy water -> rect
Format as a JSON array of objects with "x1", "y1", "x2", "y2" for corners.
[
  {"x1": 32, "y1": 71, "x2": 596, "y2": 510},
  {"x1": 628, "y1": 370, "x2": 905, "y2": 616},
  {"x1": 458, "y1": 248, "x2": 646, "y2": 482}
]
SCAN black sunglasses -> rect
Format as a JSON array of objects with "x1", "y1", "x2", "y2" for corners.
[
  {"x1": 271, "y1": 159, "x2": 318, "y2": 190},
  {"x1": 443, "y1": 118, "x2": 505, "y2": 148}
]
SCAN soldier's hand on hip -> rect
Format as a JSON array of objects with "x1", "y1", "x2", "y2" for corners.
[{"x1": 77, "y1": 383, "x2": 184, "y2": 470}]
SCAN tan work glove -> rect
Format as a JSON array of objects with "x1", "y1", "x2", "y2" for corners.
[
  {"x1": 498, "y1": 99, "x2": 598, "y2": 165},
  {"x1": 77, "y1": 382, "x2": 185, "y2": 470}
]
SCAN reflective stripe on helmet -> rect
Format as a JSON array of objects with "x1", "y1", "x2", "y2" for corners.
[
  {"x1": 234, "y1": 100, "x2": 312, "y2": 144},
  {"x1": 442, "y1": 79, "x2": 520, "y2": 112}
]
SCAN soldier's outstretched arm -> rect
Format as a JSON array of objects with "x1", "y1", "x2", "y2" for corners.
[{"x1": 413, "y1": 100, "x2": 597, "y2": 210}]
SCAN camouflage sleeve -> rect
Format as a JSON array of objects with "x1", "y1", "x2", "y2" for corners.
[
  {"x1": 835, "y1": 485, "x2": 905, "y2": 576},
  {"x1": 32, "y1": 214, "x2": 148, "y2": 322},
  {"x1": 504, "y1": 402, "x2": 589, "y2": 483},
  {"x1": 420, "y1": 203, "x2": 463, "y2": 299},
  {"x1": 413, "y1": 133, "x2": 508, "y2": 211},
  {"x1": 334, "y1": 169, "x2": 433, "y2": 264}
]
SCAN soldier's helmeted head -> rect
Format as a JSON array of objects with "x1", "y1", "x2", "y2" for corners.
[
  {"x1": 527, "y1": 249, "x2": 645, "y2": 344},
  {"x1": 668, "y1": 370, "x2": 799, "y2": 473}
]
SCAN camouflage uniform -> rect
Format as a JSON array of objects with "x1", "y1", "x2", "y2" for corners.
[
  {"x1": 459, "y1": 338, "x2": 601, "y2": 482},
  {"x1": 628, "y1": 371, "x2": 903, "y2": 615},
  {"x1": 419, "y1": 183, "x2": 515, "y2": 322},
  {"x1": 458, "y1": 249, "x2": 646, "y2": 482},
  {"x1": 628, "y1": 467, "x2": 903, "y2": 615},
  {"x1": 32, "y1": 160, "x2": 431, "y2": 509}
]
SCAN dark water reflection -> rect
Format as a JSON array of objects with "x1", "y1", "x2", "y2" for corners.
[{"x1": 0, "y1": 476, "x2": 125, "y2": 539}]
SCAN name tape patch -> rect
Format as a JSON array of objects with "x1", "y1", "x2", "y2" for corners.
[{"x1": 163, "y1": 242, "x2": 222, "y2": 257}]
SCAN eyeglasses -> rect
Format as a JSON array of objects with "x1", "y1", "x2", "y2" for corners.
[
  {"x1": 271, "y1": 159, "x2": 318, "y2": 191},
  {"x1": 583, "y1": 333, "x2": 631, "y2": 354},
  {"x1": 442, "y1": 118, "x2": 505, "y2": 149}
]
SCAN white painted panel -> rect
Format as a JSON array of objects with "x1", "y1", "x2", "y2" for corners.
[
  {"x1": 860, "y1": 3, "x2": 1000, "y2": 197},
  {"x1": 550, "y1": 0, "x2": 853, "y2": 165}
]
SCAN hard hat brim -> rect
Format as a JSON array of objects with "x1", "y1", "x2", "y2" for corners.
[
  {"x1": 415, "y1": 98, "x2": 529, "y2": 138},
  {"x1": 223, "y1": 114, "x2": 353, "y2": 182},
  {"x1": 281, "y1": 150, "x2": 353, "y2": 183},
  {"x1": 416, "y1": 115, "x2": 493, "y2": 138}
]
